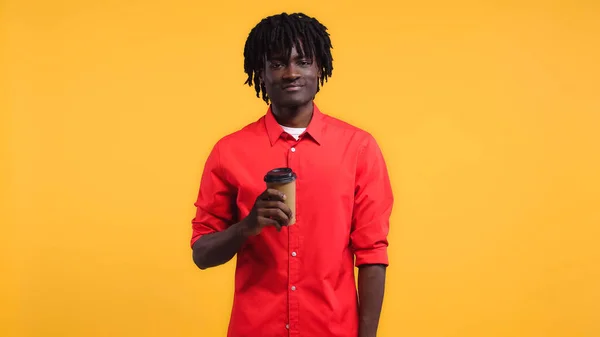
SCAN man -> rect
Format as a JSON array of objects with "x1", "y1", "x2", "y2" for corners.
[{"x1": 190, "y1": 12, "x2": 393, "y2": 337}]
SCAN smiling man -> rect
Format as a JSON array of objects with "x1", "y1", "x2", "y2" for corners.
[{"x1": 190, "y1": 12, "x2": 394, "y2": 337}]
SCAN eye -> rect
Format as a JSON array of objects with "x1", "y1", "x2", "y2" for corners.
[
  {"x1": 269, "y1": 61, "x2": 284, "y2": 69},
  {"x1": 298, "y1": 60, "x2": 312, "y2": 67}
]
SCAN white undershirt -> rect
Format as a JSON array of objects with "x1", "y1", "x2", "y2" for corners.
[{"x1": 280, "y1": 125, "x2": 306, "y2": 141}]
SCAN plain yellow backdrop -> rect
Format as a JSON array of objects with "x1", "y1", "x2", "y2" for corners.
[{"x1": 3, "y1": 1, "x2": 600, "y2": 336}]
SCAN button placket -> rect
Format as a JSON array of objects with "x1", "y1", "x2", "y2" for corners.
[{"x1": 286, "y1": 141, "x2": 300, "y2": 335}]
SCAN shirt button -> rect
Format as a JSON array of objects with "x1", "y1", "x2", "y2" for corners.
[
  {"x1": 291, "y1": 147, "x2": 296, "y2": 152},
  {"x1": 291, "y1": 286, "x2": 296, "y2": 291},
  {"x1": 291, "y1": 251, "x2": 297, "y2": 257},
  {"x1": 286, "y1": 324, "x2": 289, "y2": 329}
]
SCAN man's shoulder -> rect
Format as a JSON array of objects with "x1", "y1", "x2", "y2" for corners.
[
  {"x1": 321, "y1": 111, "x2": 375, "y2": 144},
  {"x1": 212, "y1": 114, "x2": 266, "y2": 148}
]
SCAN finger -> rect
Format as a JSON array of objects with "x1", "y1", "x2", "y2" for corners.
[
  {"x1": 260, "y1": 200, "x2": 292, "y2": 219},
  {"x1": 262, "y1": 188, "x2": 286, "y2": 201},
  {"x1": 258, "y1": 208, "x2": 289, "y2": 226},
  {"x1": 259, "y1": 216, "x2": 282, "y2": 231},
  {"x1": 258, "y1": 208, "x2": 289, "y2": 223},
  {"x1": 259, "y1": 200, "x2": 291, "y2": 212}
]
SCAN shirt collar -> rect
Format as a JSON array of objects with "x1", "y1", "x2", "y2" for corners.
[{"x1": 264, "y1": 103, "x2": 325, "y2": 146}]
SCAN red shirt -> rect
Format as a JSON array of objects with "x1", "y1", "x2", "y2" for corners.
[{"x1": 191, "y1": 104, "x2": 393, "y2": 337}]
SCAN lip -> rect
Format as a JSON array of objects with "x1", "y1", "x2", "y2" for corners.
[{"x1": 282, "y1": 85, "x2": 303, "y2": 92}]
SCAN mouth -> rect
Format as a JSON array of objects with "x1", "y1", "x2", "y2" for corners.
[{"x1": 282, "y1": 84, "x2": 303, "y2": 92}]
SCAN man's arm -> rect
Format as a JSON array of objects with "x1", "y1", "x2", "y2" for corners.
[
  {"x1": 192, "y1": 188, "x2": 292, "y2": 270},
  {"x1": 190, "y1": 140, "x2": 240, "y2": 268},
  {"x1": 351, "y1": 134, "x2": 394, "y2": 337},
  {"x1": 192, "y1": 220, "x2": 249, "y2": 270},
  {"x1": 190, "y1": 140, "x2": 292, "y2": 270},
  {"x1": 358, "y1": 264, "x2": 386, "y2": 337}
]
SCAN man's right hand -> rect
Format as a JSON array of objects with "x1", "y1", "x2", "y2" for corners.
[{"x1": 240, "y1": 188, "x2": 293, "y2": 236}]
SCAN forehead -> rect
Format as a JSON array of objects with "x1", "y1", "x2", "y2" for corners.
[{"x1": 266, "y1": 41, "x2": 312, "y2": 60}]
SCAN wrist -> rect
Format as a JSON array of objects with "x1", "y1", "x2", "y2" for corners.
[{"x1": 234, "y1": 218, "x2": 253, "y2": 239}]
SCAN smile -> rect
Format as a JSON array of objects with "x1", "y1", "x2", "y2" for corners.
[{"x1": 283, "y1": 85, "x2": 303, "y2": 92}]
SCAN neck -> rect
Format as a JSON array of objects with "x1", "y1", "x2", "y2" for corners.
[{"x1": 271, "y1": 101, "x2": 314, "y2": 128}]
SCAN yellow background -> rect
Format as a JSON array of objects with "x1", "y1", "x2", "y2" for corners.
[{"x1": 3, "y1": 1, "x2": 599, "y2": 336}]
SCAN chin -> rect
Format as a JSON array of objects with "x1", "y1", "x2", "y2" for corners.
[{"x1": 278, "y1": 96, "x2": 312, "y2": 108}]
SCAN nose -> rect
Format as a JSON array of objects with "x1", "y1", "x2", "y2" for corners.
[{"x1": 282, "y1": 63, "x2": 300, "y2": 80}]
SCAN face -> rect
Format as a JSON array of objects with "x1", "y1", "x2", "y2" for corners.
[{"x1": 261, "y1": 45, "x2": 320, "y2": 108}]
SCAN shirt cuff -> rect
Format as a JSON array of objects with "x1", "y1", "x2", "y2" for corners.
[
  {"x1": 354, "y1": 246, "x2": 389, "y2": 267},
  {"x1": 190, "y1": 223, "x2": 220, "y2": 248}
]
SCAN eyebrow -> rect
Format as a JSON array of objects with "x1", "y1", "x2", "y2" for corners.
[{"x1": 267, "y1": 53, "x2": 310, "y2": 62}]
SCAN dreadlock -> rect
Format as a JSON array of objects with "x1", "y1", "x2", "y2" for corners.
[{"x1": 243, "y1": 12, "x2": 334, "y2": 104}]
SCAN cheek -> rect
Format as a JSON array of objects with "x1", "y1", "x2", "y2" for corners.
[
  {"x1": 264, "y1": 70, "x2": 278, "y2": 83},
  {"x1": 303, "y1": 69, "x2": 318, "y2": 81},
  {"x1": 263, "y1": 75, "x2": 278, "y2": 91}
]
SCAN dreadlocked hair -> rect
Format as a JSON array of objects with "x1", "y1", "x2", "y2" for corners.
[{"x1": 243, "y1": 12, "x2": 334, "y2": 104}]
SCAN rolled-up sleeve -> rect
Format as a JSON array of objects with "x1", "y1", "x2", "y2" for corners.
[
  {"x1": 190, "y1": 141, "x2": 236, "y2": 248},
  {"x1": 350, "y1": 134, "x2": 394, "y2": 267}
]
